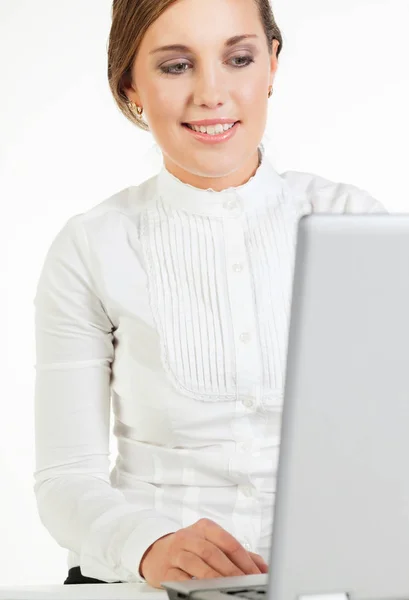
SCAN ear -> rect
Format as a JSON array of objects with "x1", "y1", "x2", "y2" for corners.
[
  {"x1": 269, "y1": 39, "x2": 280, "y2": 86},
  {"x1": 121, "y1": 70, "x2": 142, "y2": 106},
  {"x1": 122, "y1": 85, "x2": 141, "y2": 107}
]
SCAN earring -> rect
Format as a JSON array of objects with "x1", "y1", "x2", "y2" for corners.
[
  {"x1": 268, "y1": 86, "x2": 273, "y2": 98},
  {"x1": 128, "y1": 101, "x2": 143, "y2": 116}
]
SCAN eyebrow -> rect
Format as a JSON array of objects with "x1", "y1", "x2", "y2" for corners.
[{"x1": 149, "y1": 34, "x2": 258, "y2": 55}]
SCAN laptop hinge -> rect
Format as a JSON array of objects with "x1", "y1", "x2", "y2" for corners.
[{"x1": 299, "y1": 594, "x2": 349, "y2": 600}]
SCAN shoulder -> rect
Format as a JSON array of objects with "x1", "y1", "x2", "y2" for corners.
[
  {"x1": 50, "y1": 175, "x2": 158, "y2": 246},
  {"x1": 279, "y1": 169, "x2": 387, "y2": 214},
  {"x1": 79, "y1": 175, "x2": 158, "y2": 224}
]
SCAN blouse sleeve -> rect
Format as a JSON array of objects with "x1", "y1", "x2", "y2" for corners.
[{"x1": 33, "y1": 215, "x2": 179, "y2": 583}]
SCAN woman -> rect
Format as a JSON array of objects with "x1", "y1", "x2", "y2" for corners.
[{"x1": 33, "y1": 0, "x2": 386, "y2": 590}]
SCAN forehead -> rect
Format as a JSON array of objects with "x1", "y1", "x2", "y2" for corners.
[{"x1": 139, "y1": 0, "x2": 262, "y2": 51}]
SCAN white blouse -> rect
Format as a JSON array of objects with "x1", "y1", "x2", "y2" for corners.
[{"x1": 33, "y1": 145, "x2": 386, "y2": 583}]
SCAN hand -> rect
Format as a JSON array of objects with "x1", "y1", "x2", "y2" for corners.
[{"x1": 139, "y1": 518, "x2": 269, "y2": 589}]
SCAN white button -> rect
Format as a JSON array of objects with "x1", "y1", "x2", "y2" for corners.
[
  {"x1": 224, "y1": 198, "x2": 239, "y2": 211},
  {"x1": 241, "y1": 486, "x2": 253, "y2": 497},
  {"x1": 239, "y1": 332, "x2": 251, "y2": 343},
  {"x1": 232, "y1": 263, "x2": 244, "y2": 273},
  {"x1": 242, "y1": 396, "x2": 255, "y2": 409}
]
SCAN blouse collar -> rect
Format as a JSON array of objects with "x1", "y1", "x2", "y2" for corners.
[{"x1": 156, "y1": 144, "x2": 286, "y2": 218}]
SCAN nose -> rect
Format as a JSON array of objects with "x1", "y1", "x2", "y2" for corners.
[{"x1": 192, "y1": 64, "x2": 227, "y2": 109}]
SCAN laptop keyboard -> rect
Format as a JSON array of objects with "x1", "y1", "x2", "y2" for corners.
[{"x1": 224, "y1": 585, "x2": 268, "y2": 600}]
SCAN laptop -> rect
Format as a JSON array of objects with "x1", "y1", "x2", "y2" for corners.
[{"x1": 162, "y1": 214, "x2": 409, "y2": 600}]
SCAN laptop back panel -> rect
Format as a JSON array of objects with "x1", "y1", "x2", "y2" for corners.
[{"x1": 268, "y1": 215, "x2": 409, "y2": 600}]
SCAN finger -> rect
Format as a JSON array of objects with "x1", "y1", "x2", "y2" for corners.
[
  {"x1": 227, "y1": 546, "x2": 262, "y2": 575},
  {"x1": 176, "y1": 550, "x2": 224, "y2": 580},
  {"x1": 185, "y1": 536, "x2": 246, "y2": 577},
  {"x1": 196, "y1": 519, "x2": 262, "y2": 575},
  {"x1": 248, "y1": 552, "x2": 269, "y2": 573},
  {"x1": 159, "y1": 567, "x2": 192, "y2": 588}
]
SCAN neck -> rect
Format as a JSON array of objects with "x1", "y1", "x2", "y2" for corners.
[{"x1": 163, "y1": 149, "x2": 261, "y2": 192}]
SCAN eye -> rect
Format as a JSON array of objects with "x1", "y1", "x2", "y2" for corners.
[
  {"x1": 230, "y1": 55, "x2": 255, "y2": 67},
  {"x1": 160, "y1": 62, "x2": 190, "y2": 75}
]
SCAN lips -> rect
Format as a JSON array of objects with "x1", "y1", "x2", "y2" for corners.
[{"x1": 182, "y1": 120, "x2": 240, "y2": 143}]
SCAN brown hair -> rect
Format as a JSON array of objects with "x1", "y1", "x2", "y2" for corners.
[{"x1": 107, "y1": 0, "x2": 283, "y2": 131}]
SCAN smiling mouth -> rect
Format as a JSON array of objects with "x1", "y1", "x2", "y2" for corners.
[{"x1": 183, "y1": 121, "x2": 240, "y2": 133}]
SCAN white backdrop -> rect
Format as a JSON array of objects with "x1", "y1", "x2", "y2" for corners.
[{"x1": 1, "y1": 0, "x2": 408, "y2": 587}]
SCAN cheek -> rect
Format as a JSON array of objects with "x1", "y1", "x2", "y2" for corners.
[
  {"x1": 147, "y1": 84, "x2": 182, "y2": 122},
  {"x1": 237, "y1": 89, "x2": 268, "y2": 129},
  {"x1": 237, "y1": 76, "x2": 268, "y2": 106},
  {"x1": 229, "y1": 76, "x2": 266, "y2": 122},
  {"x1": 144, "y1": 88, "x2": 185, "y2": 148}
]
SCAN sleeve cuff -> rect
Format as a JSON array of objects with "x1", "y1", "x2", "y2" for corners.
[
  {"x1": 121, "y1": 516, "x2": 180, "y2": 582},
  {"x1": 369, "y1": 200, "x2": 388, "y2": 213}
]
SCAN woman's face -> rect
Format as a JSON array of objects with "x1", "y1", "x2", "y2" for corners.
[{"x1": 126, "y1": 0, "x2": 279, "y2": 190}]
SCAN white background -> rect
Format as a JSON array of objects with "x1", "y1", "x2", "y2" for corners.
[{"x1": 1, "y1": 0, "x2": 408, "y2": 587}]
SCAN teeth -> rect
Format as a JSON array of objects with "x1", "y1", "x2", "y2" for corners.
[{"x1": 187, "y1": 122, "x2": 236, "y2": 135}]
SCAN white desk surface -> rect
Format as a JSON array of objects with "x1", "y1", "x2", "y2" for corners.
[{"x1": 0, "y1": 584, "x2": 167, "y2": 600}]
